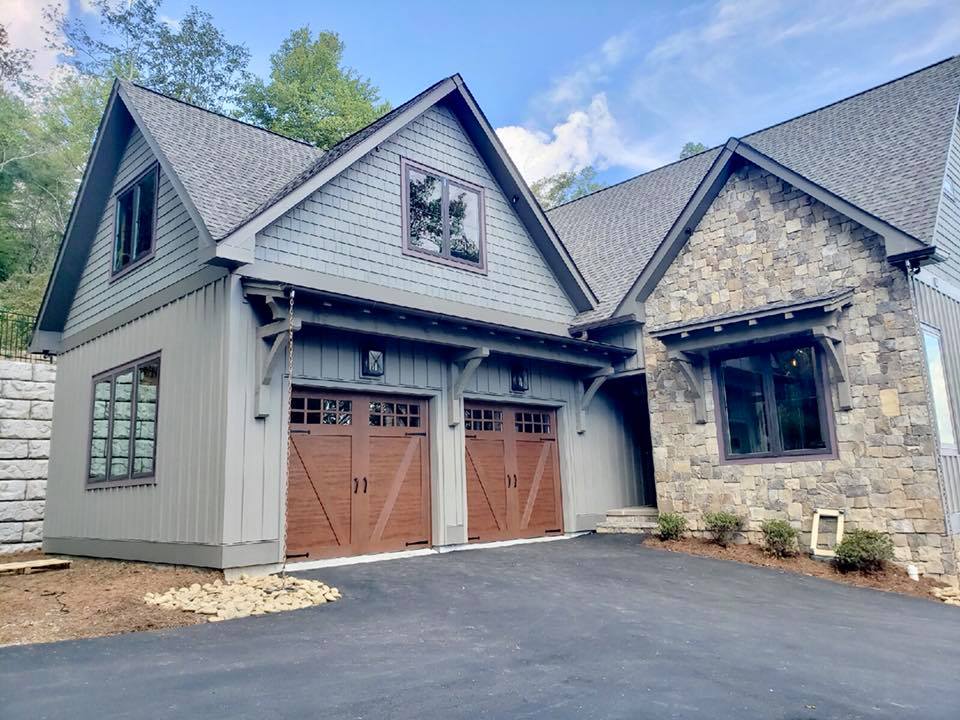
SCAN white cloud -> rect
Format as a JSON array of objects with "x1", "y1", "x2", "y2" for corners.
[
  {"x1": 497, "y1": 94, "x2": 668, "y2": 181},
  {"x1": 0, "y1": 0, "x2": 68, "y2": 82}
]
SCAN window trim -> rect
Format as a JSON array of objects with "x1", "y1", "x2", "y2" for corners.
[
  {"x1": 400, "y1": 157, "x2": 487, "y2": 274},
  {"x1": 111, "y1": 163, "x2": 160, "y2": 281},
  {"x1": 921, "y1": 323, "x2": 958, "y2": 456},
  {"x1": 86, "y1": 351, "x2": 162, "y2": 490},
  {"x1": 711, "y1": 340, "x2": 837, "y2": 464}
]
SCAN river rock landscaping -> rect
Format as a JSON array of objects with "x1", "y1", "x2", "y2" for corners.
[{"x1": 144, "y1": 574, "x2": 342, "y2": 621}]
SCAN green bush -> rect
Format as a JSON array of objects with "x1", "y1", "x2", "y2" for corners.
[
  {"x1": 833, "y1": 529, "x2": 894, "y2": 573},
  {"x1": 656, "y1": 512, "x2": 687, "y2": 541},
  {"x1": 704, "y1": 511, "x2": 742, "y2": 546},
  {"x1": 760, "y1": 519, "x2": 799, "y2": 558}
]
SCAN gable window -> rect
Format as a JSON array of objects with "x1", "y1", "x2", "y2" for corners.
[
  {"x1": 922, "y1": 326, "x2": 957, "y2": 453},
  {"x1": 401, "y1": 158, "x2": 485, "y2": 271},
  {"x1": 88, "y1": 354, "x2": 161, "y2": 487},
  {"x1": 113, "y1": 164, "x2": 159, "y2": 275},
  {"x1": 714, "y1": 343, "x2": 833, "y2": 461}
]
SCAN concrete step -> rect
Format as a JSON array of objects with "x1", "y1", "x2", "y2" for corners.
[{"x1": 595, "y1": 506, "x2": 659, "y2": 535}]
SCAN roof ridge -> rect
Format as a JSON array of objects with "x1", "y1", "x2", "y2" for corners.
[
  {"x1": 123, "y1": 80, "x2": 320, "y2": 149},
  {"x1": 547, "y1": 146, "x2": 720, "y2": 212},
  {"x1": 548, "y1": 54, "x2": 960, "y2": 213},
  {"x1": 742, "y1": 54, "x2": 960, "y2": 142}
]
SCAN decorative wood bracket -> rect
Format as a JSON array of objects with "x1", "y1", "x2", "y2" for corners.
[
  {"x1": 250, "y1": 288, "x2": 302, "y2": 418},
  {"x1": 815, "y1": 327, "x2": 852, "y2": 411},
  {"x1": 668, "y1": 351, "x2": 707, "y2": 424},
  {"x1": 577, "y1": 366, "x2": 615, "y2": 433},
  {"x1": 448, "y1": 347, "x2": 490, "y2": 427}
]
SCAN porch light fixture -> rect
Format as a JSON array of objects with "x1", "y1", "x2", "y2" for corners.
[
  {"x1": 511, "y1": 365, "x2": 529, "y2": 393},
  {"x1": 361, "y1": 347, "x2": 385, "y2": 377}
]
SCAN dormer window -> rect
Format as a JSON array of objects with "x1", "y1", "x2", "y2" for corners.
[
  {"x1": 113, "y1": 164, "x2": 159, "y2": 275},
  {"x1": 401, "y1": 158, "x2": 486, "y2": 272}
]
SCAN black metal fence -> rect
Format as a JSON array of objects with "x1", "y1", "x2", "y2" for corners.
[{"x1": 0, "y1": 310, "x2": 50, "y2": 363}]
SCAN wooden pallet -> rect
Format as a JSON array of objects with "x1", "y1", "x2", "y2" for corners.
[{"x1": 0, "y1": 557, "x2": 71, "y2": 575}]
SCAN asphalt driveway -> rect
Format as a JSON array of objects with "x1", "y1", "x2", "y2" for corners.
[{"x1": 2, "y1": 534, "x2": 959, "y2": 719}]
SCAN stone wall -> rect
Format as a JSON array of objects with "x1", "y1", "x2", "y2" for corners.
[
  {"x1": 643, "y1": 164, "x2": 957, "y2": 578},
  {"x1": 0, "y1": 359, "x2": 54, "y2": 554}
]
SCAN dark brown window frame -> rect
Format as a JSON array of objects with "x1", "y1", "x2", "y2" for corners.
[
  {"x1": 711, "y1": 339, "x2": 837, "y2": 464},
  {"x1": 86, "y1": 352, "x2": 162, "y2": 489},
  {"x1": 111, "y1": 163, "x2": 160, "y2": 280},
  {"x1": 400, "y1": 157, "x2": 487, "y2": 273}
]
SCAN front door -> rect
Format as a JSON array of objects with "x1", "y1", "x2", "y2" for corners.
[
  {"x1": 464, "y1": 403, "x2": 563, "y2": 542},
  {"x1": 286, "y1": 390, "x2": 430, "y2": 559}
]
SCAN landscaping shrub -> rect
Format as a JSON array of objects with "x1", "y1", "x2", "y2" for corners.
[
  {"x1": 833, "y1": 529, "x2": 894, "y2": 573},
  {"x1": 760, "y1": 519, "x2": 799, "y2": 558},
  {"x1": 656, "y1": 512, "x2": 687, "y2": 541},
  {"x1": 704, "y1": 511, "x2": 742, "y2": 546}
]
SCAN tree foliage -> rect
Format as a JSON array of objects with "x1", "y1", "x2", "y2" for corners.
[
  {"x1": 237, "y1": 28, "x2": 390, "y2": 149},
  {"x1": 44, "y1": 0, "x2": 250, "y2": 111},
  {"x1": 680, "y1": 141, "x2": 708, "y2": 159},
  {"x1": 529, "y1": 166, "x2": 604, "y2": 210}
]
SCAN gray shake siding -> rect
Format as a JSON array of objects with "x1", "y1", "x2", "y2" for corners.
[
  {"x1": 45, "y1": 279, "x2": 233, "y2": 562},
  {"x1": 929, "y1": 112, "x2": 960, "y2": 287},
  {"x1": 64, "y1": 127, "x2": 202, "y2": 337},
  {"x1": 255, "y1": 103, "x2": 577, "y2": 325}
]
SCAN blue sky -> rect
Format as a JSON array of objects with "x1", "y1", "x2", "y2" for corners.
[{"x1": 7, "y1": 0, "x2": 960, "y2": 185}]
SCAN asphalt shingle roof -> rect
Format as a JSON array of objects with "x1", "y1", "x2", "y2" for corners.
[
  {"x1": 120, "y1": 82, "x2": 326, "y2": 240},
  {"x1": 549, "y1": 56, "x2": 960, "y2": 325}
]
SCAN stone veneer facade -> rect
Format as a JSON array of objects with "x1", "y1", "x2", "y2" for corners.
[
  {"x1": 0, "y1": 359, "x2": 53, "y2": 554},
  {"x1": 643, "y1": 164, "x2": 958, "y2": 578}
]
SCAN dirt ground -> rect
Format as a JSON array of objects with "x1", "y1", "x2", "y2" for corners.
[
  {"x1": 0, "y1": 551, "x2": 220, "y2": 647},
  {"x1": 643, "y1": 536, "x2": 948, "y2": 601}
]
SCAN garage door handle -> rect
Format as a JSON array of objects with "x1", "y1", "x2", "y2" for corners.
[
  {"x1": 353, "y1": 478, "x2": 358, "y2": 494},
  {"x1": 513, "y1": 474, "x2": 518, "y2": 488},
  {"x1": 363, "y1": 477, "x2": 368, "y2": 494}
]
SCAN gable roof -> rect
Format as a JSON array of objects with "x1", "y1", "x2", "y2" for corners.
[{"x1": 551, "y1": 55, "x2": 960, "y2": 328}]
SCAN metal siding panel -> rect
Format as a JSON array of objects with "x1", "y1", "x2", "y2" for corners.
[
  {"x1": 64, "y1": 127, "x2": 203, "y2": 337},
  {"x1": 45, "y1": 278, "x2": 230, "y2": 545},
  {"x1": 254, "y1": 104, "x2": 577, "y2": 325},
  {"x1": 913, "y1": 275, "x2": 960, "y2": 521}
]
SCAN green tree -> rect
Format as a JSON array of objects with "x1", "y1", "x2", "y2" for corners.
[
  {"x1": 44, "y1": 0, "x2": 250, "y2": 111},
  {"x1": 529, "y1": 166, "x2": 604, "y2": 210},
  {"x1": 237, "y1": 28, "x2": 390, "y2": 149},
  {"x1": 680, "y1": 141, "x2": 708, "y2": 159}
]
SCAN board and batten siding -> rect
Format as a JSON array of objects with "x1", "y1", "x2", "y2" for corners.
[
  {"x1": 254, "y1": 102, "x2": 578, "y2": 326},
  {"x1": 45, "y1": 279, "x2": 230, "y2": 548},
  {"x1": 913, "y1": 271, "x2": 960, "y2": 534},
  {"x1": 929, "y1": 112, "x2": 960, "y2": 288},
  {"x1": 63, "y1": 126, "x2": 202, "y2": 337}
]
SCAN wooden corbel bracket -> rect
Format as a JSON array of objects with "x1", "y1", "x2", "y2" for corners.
[
  {"x1": 577, "y1": 366, "x2": 615, "y2": 433},
  {"x1": 448, "y1": 347, "x2": 490, "y2": 427},
  {"x1": 668, "y1": 351, "x2": 707, "y2": 424}
]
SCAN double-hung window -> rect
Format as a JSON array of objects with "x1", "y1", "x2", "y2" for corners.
[
  {"x1": 714, "y1": 343, "x2": 833, "y2": 460},
  {"x1": 402, "y1": 159, "x2": 486, "y2": 270},
  {"x1": 113, "y1": 164, "x2": 159, "y2": 275},
  {"x1": 922, "y1": 325, "x2": 957, "y2": 453},
  {"x1": 88, "y1": 354, "x2": 161, "y2": 486}
]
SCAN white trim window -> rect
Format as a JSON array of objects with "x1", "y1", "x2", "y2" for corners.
[{"x1": 922, "y1": 325, "x2": 957, "y2": 453}]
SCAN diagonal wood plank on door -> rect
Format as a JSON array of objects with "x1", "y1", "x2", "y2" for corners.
[
  {"x1": 291, "y1": 436, "x2": 346, "y2": 547},
  {"x1": 519, "y1": 442, "x2": 551, "y2": 530},
  {"x1": 370, "y1": 437, "x2": 420, "y2": 542},
  {"x1": 466, "y1": 444, "x2": 505, "y2": 531}
]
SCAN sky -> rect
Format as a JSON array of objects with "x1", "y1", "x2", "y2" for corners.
[{"x1": 4, "y1": 0, "x2": 960, "y2": 187}]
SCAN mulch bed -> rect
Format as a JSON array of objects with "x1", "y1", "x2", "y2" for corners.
[
  {"x1": 0, "y1": 551, "x2": 220, "y2": 647},
  {"x1": 642, "y1": 536, "x2": 948, "y2": 601}
]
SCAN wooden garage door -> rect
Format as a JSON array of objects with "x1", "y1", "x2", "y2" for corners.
[
  {"x1": 286, "y1": 390, "x2": 430, "y2": 560},
  {"x1": 464, "y1": 403, "x2": 562, "y2": 542}
]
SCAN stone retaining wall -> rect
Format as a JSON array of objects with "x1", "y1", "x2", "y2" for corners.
[{"x1": 0, "y1": 358, "x2": 54, "y2": 554}]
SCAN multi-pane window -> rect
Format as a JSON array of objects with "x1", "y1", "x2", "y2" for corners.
[
  {"x1": 922, "y1": 326, "x2": 957, "y2": 452},
  {"x1": 290, "y1": 397, "x2": 353, "y2": 426},
  {"x1": 715, "y1": 344, "x2": 831, "y2": 460},
  {"x1": 369, "y1": 401, "x2": 421, "y2": 427},
  {"x1": 515, "y1": 411, "x2": 551, "y2": 435},
  {"x1": 88, "y1": 355, "x2": 160, "y2": 485},
  {"x1": 464, "y1": 407, "x2": 503, "y2": 432},
  {"x1": 113, "y1": 165, "x2": 159, "y2": 275},
  {"x1": 402, "y1": 159, "x2": 485, "y2": 269}
]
